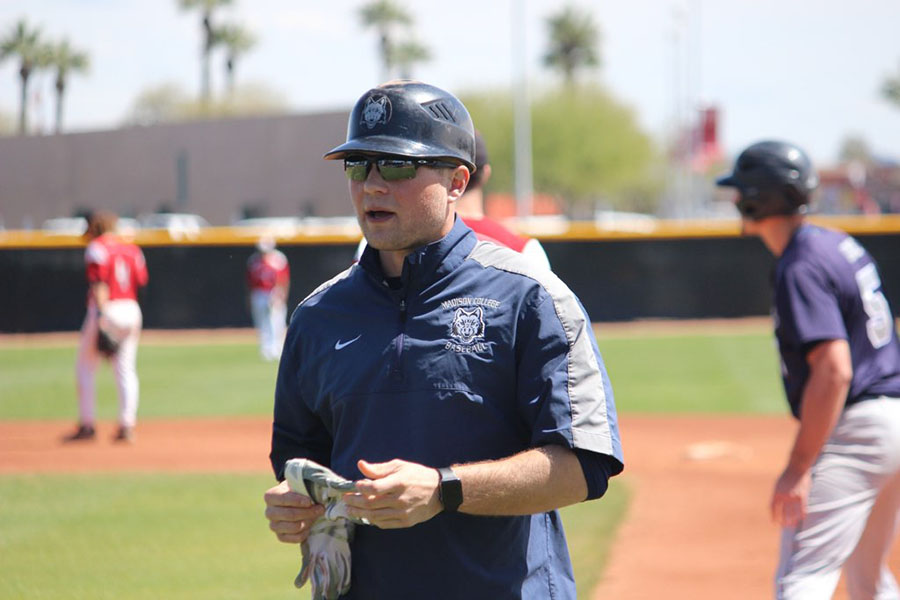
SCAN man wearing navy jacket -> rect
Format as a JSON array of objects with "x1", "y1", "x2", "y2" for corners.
[{"x1": 264, "y1": 80, "x2": 624, "y2": 599}]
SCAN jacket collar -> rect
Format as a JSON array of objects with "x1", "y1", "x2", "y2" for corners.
[{"x1": 359, "y1": 215, "x2": 477, "y2": 288}]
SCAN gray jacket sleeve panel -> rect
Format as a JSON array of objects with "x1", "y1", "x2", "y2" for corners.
[{"x1": 469, "y1": 242, "x2": 624, "y2": 467}]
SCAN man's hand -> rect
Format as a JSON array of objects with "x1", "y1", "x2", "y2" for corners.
[
  {"x1": 770, "y1": 467, "x2": 812, "y2": 527},
  {"x1": 264, "y1": 480, "x2": 326, "y2": 543},
  {"x1": 343, "y1": 459, "x2": 442, "y2": 529}
]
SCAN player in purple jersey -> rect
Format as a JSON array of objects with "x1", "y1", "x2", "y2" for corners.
[{"x1": 718, "y1": 140, "x2": 900, "y2": 599}]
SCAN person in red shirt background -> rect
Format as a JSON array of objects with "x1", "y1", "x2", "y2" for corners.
[
  {"x1": 68, "y1": 211, "x2": 149, "y2": 443},
  {"x1": 247, "y1": 236, "x2": 290, "y2": 361},
  {"x1": 456, "y1": 130, "x2": 551, "y2": 270}
]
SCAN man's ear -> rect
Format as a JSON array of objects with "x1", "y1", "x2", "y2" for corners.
[
  {"x1": 447, "y1": 166, "x2": 470, "y2": 202},
  {"x1": 481, "y1": 164, "x2": 492, "y2": 186}
]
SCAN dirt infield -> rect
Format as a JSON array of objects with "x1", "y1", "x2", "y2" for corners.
[
  {"x1": 0, "y1": 418, "x2": 271, "y2": 473},
  {"x1": 3, "y1": 414, "x2": 897, "y2": 598}
]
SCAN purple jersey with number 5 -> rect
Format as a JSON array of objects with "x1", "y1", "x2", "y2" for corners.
[{"x1": 773, "y1": 224, "x2": 900, "y2": 418}]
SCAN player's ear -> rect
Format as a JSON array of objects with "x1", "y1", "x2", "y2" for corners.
[
  {"x1": 447, "y1": 166, "x2": 470, "y2": 203},
  {"x1": 481, "y1": 164, "x2": 492, "y2": 185}
]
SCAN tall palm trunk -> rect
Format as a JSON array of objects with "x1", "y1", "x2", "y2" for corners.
[
  {"x1": 201, "y1": 11, "x2": 213, "y2": 103},
  {"x1": 379, "y1": 32, "x2": 390, "y2": 82},
  {"x1": 17, "y1": 66, "x2": 30, "y2": 134},
  {"x1": 225, "y1": 57, "x2": 234, "y2": 96},
  {"x1": 55, "y1": 77, "x2": 65, "y2": 134}
]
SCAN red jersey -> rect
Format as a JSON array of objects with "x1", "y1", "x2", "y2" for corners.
[
  {"x1": 247, "y1": 250, "x2": 290, "y2": 292},
  {"x1": 461, "y1": 217, "x2": 529, "y2": 253},
  {"x1": 85, "y1": 234, "x2": 149, "y2": 301}
]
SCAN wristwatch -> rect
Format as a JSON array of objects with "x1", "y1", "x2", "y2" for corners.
[{"x1": 437, "y1": 467, "x2": 463, "y2": 513}]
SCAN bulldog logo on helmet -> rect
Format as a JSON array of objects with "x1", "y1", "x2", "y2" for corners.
[{"x1": 360, "y1": 95, "x2": 391, "y2": 129}]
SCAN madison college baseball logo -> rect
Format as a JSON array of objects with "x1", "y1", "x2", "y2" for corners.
[
  {"x1": 360, "y1": 95, "x2": 391, "y2": 129},
  {"x1": 451, "y1": 307, "x2": 484, "y2": 344},
  {"x1": 442, "y1": 297, "x2": 500, "y2": 353}
]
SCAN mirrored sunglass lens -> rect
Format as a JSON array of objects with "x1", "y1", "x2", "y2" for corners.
[
  {"x1": 344, "y1": 161, "x2": 370, "y2": 181},
  {"x1": 377, "y1": 160, "x2": 417, "y2": 181}
]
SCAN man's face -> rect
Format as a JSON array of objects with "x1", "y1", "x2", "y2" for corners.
[
  {"x1": 729, "y1": 190, "x2": 761, "y2": 236},
  {"x1": 349, "y1": 157, "x2": 466, "y2": 255}
]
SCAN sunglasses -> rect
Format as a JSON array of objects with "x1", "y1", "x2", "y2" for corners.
[{"x1": 343, "y1": 156, "x2": 462, "y2": 182}]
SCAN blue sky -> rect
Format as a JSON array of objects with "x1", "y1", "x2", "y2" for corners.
[{"x1": 2, "y1": 0, "x2": 899, "y2": 165}]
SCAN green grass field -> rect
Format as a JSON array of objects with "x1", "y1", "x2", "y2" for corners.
[
  {"x1": 0, "y1": 326, "x2": 783, "y2": 598},
  {"x1": 0, "y1": 472, "x2": 629, "y2": 600},
  {"x1": 0, "y1": 327, "x2": 784, "y2": 419}
]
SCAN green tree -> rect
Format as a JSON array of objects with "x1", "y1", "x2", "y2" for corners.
[
  {"x1": 126, "y1": 83, "x2": 192, "y2": 126},
  {"x1": 214, "y1": 23, "x2": 256, "y2": 96},
  {"x1": 0, "y1": 108, "x2": 12, "y2": 134},
  {"x1": 359, "y1": 0, "x2": 412, "y2": 82},
  {"x1": 543, "y1": 5, "x2": 600, "y2": 86},
  {"x1": 881, "y1": 63, "x2": 900, "y2": 108},
  {"x1": 48, "y1": 39, "x2": 89, "y2": 134},
  {"x1": 463, "y1": 86, "x2": 660, "y2": 216},
  {"x1": 390, "y1": 39, "x2": 430, "y2": 79},
  {"x1": 0, "y1": 19, "x2": 46, "y2": 134},
  {"x1": 839, "y1": 135, "x2": 873, "y2": 164},
  {"x1": 124, "y1": 82, "x2": 287, "y2": 126},
  {"x1": 177, "y1": 0, "x2": 233, "y2": 103}
]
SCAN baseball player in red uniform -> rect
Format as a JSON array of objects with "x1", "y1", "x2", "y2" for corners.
[
  {"x1": 247, "y1": 236, "x2": 290, "y2": 361},
  {"x1": 68, "y1": 211, "x2": 149, "y2": 443},
  {"x1": 456, "y1": 130, "x2": 551, "y2": 270}
]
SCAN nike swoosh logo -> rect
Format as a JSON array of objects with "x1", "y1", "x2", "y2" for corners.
[{"x1": 334, "y1": 335, "x2": 362, "y2": 350}]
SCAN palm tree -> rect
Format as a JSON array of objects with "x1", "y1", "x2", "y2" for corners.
[
  {"x1": 177, "y1": 0, "x2": 233, "y2": 103},
  {"x1": 543, "y1": 5, "x2": 601, "y2": 86},
  {"x1": 214, "y1": 23, "x2": 256, "y2": 96},
  {"x1": 0, "y1": 19, "x2": 45, "y2": 134},
  {"x1": 48, "y1": 39, "x2": 90, "y2": 134},
  {"x1": 358, "y1": 0, "x2": 412, "y2": 82},
  {"x1": 390, "y1": 39, "x2": 430, "y2": 80},
  {"x1": 883, "y1": 63, "x2": 900, "y2": 108}
]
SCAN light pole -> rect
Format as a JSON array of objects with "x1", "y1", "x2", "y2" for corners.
[{"x1": 511, "y1": 0, "x2": 533, "y2": 219}]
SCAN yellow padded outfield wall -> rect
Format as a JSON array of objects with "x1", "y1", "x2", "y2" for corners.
[{"x1": 1, "y1": 214, "x2": 900, "y2": 249}]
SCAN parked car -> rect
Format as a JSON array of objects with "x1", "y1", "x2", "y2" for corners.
[
  {"x1": 41, "y1": 217, "x2": 88, "y2": 235},
  {"x1": 41, "y1": 216, "x2": 142, "y2": 237},
  {"x1": 116, "y1": 217, "x2": 141, "y2": 236},
  {"x1": 299, "y1": 216, "x2": 361, "y2": 236},
  {"x1": 139, "y1": 212, "x2": 209, "y2": 238},
  {"x1": 231, "y1": 217, "x2": 303, "y2": 237}
]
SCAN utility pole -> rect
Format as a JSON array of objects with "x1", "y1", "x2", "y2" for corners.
[{"x1": 511, "y1": 0, "x2": 533, "y2": 219}]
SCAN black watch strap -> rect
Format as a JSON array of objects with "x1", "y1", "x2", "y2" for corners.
[{"x1": 438, "y1": 467, "x2": 463, "y2": 513}]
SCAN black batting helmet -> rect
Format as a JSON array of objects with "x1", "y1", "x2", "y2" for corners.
[
  {"x1": 716, "y1": 140, "x2": 818, "y2": 221},
  {"x1": 323, "y1": 80, "x2": 476, "y2": 172}
]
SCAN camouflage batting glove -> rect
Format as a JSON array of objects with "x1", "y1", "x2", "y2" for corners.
[
  {"x1": 284, "y1": 458, "x2": 369, "y2": 525},
  {"x1": 284, "y1": 458, "x2": 367, "y2": 599},
  {"x1": 294, "y1": 517, "x2": 353, "y2": 600}
]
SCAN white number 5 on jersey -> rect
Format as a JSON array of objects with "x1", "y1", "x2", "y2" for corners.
[{"x1": 855, "y1": 263, "x2": 892, "y2": 349}]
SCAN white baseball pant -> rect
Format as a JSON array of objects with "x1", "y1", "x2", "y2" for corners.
[
  {"x1": 775, "y1": 396, "x2": 900, "y2": 599},
  {"x1": 75, "y1": 299, "x2": 143, "y2": 428},
  {"x1": 250, "y1": 289, "x2": 287, "y2": 361}
]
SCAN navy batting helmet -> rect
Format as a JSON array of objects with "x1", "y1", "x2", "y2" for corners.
[
  {"x1": 716, "y1": 140, "x2": 818, "y2": 221},
  {"x1": 323, "y1": 80, "x2": 476, "y2": 172}
]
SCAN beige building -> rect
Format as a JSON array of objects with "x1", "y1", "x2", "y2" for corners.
[{"x1": 0, "y1": 110, "x2": 352, "y2": 229}]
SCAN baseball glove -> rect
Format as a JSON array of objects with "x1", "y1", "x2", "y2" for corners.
[{"x1": 96, "y1": 325, "x2": 121, "y2": 357}]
